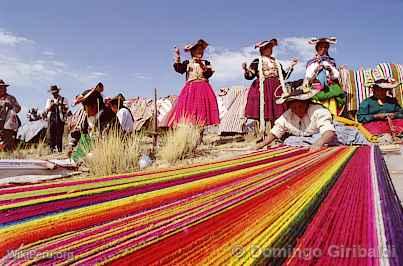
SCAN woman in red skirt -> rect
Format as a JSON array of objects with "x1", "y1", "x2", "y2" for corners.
[
  {"x1": 168, "y1": 39, "x2": 219, "y2": 127},
  {"x1": 243, "y1": 39, "x2": 298, "y2": 134}
]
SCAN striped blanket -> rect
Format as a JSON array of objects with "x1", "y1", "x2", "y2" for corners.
[
  {"x1": 218, "y1": 87, "x2": 249, "y2": 134},
  {"x1": 0, "y1": 146, "x2": 402, "y2": 265}
]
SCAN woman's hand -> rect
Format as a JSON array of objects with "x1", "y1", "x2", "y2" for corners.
[
  {"x1": 242, "y1": 62, "x2": 251, "y2": 75},
  {"x1": 174, "y1": 47, "x2": 181, "y2": 62},
  {"x1": 242, "y1": 62, "x2": 248, "y2": 70},
  {"x1": 373, "y1": 113, "x2": 387, "y2": 120},
  {"x1": 386, "y1": 113, "x2": 396, "y2": 119},
  {"x1": 67, "y1": 146, "x2": 73, "y2": 158},
  {"x1": 290, "y1": 58, "x2": 298, "y2": 68}
]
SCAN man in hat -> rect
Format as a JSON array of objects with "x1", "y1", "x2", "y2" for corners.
[
  {"x1": 357, "y1": 78, "x2": 403, "y2": 138},
  {"x1": 110, "y1": 93, "x2": 134, "y2": 134},
  {"x1": 45, "y1": 85, "x2": 69, "y2": 152},
  {"x1": 0, "y1": 79, "x2": 21, "y2": 151},
  {"x1": 257, "y1": 80, "x2": 369, "y2": 150},
  {"x1": 257, "y1": 80, "x2": 338, "y2": 150}
]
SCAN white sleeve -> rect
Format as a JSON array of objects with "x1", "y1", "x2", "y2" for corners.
[
  {"x1": 330, "y1": 65, "x2": 340, "y2": 80},
  {"x1": 270, "y1": 116, "x2": 287, "y2": 139},
  {"x1": 117, "y1": 109, "x2": 134, "y2": 133},
  {"x1": 63, "y1": 98, "x2": 69, "y2": 109},
  {"x1": 116, "y1": 109, "x2": 124, "y2": 124},
  {"x1": 305, "y1": 62, "x2": 318, "y2": 80},
  {"x1": 315, "y1": 107, "x2": 336, "y2": 134},
  {"x1": 45, "y1": 99, "x2": 52, "y2": 110},
  {"x1": 322, "y1": 61, "x2": 339, "y2": 80}
]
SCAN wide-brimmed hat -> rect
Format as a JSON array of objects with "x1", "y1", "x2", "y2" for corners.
[
  {"x1": 276, "y1": 79, "x2": 320, "y2": 104},
  {"x1": 74, "y1": 87, "x2": 103, "y2": 105},
  {"x1": 74, "y1": 82, "x2": 104, "y2": 105},
  {"x1": 0, "y1": 80, "x2": 10, "y2": 87},
  {"x1": 49, "y1": 85, "x2": 60, "y2": 92},
  {"x1": 95, "y1": 82, "x2": 104, "y2": 92},
  {"x1": 308, "y1": 37, "x2": 337, "y2": 46},
  {"x1": 184, "y1": 39, "x2": 208, "y2": 52},
  {"x1": 369, "y1": 78, "x2": 401, "y2": 90},
  {"x1": 255, "y1": 38, "x2": 278, "y2": 49}
]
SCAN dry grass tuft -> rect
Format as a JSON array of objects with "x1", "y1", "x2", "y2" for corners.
[
  {"x1": 0, "y1": 141, "x2": 51, "y2": 159},
  {"x1": 83, "y1": 129, "x2": 145, "y2": 176},
  {"x1": 158, "y1": 122, "x2": 202, "y2": 164}
]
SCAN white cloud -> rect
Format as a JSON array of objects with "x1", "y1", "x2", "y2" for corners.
[
  {"x1": 0, "y1": 29, "x2": 33, "y2": 46},
  {"x1": 0, "y1": 29, "x2": 107, "y2": 90},
  {"x1": 78, "y1": 72, "x2": 108, "y2": 84},
  {"x1": 207, "y1": 46, "x2": 257, "y2": 83},
  {"x1": 208, "y1": 37, "x2": 315, "y2": 85},
  {"x1": 0, "y1": 55, "x2": 64, "y2": 86},
  {"x1": 42, "y1": 51, "x2": 56, "y2": 57},
  {"x1": 133, "y1": 72, "x2": 152, "y2": 80}
]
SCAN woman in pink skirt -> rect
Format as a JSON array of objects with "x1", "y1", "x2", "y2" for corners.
[
  {"x1": 243, "y1": 39, "x2": 298, "y2": 133},
  {"x1": 168, "y1": 39, "x2": 219, "y2": 127}
]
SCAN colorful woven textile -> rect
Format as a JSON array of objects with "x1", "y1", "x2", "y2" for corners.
[
  {"x1": 334, "y1": 116, "x2": 378, "y2": 142},
  {"x1": 0, "y1": 146, "x2": 402, "y2": 265},
  {"x1": 218, "y1": 87, "x2": 249, "y2": 134}
]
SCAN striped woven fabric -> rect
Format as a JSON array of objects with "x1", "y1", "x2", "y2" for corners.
[
  {"x1": 339, "y1": 67, "x2": 355, "y2": 113},
  {"x1": 339, "y1": 63, "x2": 403, "y2": 112},
  {"x1": 218, "y1": 87, "x2": 249, "y2": 134},
  {"x1": 0, "y1": 146, "x2": 402, "y2": 265}
]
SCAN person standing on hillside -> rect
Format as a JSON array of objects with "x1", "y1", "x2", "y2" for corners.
[
  {"x1": 0, "y1": 79, "x2": 21, "y2": 151},
  {"x1": 168, "y1": 39, "x2": 220, "y2": 128},
  {"x1": 305, "y1": 37, "x2": 345, "y2": 115},
  {"x1": 243, "y1": 38, "x2": 298, "y2": 137},
  {"x1": 45, "y1": 85, "x2": 69, "y2": 152}
]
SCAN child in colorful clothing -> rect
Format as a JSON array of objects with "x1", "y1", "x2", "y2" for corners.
[
  {"x1": 305, "y1": 37, "x2": 345, "y2": 115},
  {"x1": 243, "y1": 39, "x2": 297, "y2": 133},
  {"x1": 168, "y1": 39, "x2": 219, "y2": 127}
]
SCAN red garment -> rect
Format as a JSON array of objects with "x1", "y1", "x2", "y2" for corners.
[
  {"x1": 363, "y1": 118, "x2": 403, "y2": 135},
  {"x1": 244, "y1": 78, "x2": 286, "y2": 122},
  {"x1": 168, "y1": 80, "x2": 219, "y2": 127}
]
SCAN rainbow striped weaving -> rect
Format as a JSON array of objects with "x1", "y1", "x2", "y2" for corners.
[{"x1": 0, "y1": 146, "x2": 402, "y2": 265}]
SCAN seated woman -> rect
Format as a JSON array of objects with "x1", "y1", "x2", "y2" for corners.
[
  {"x1": 257, "y1": 80, "x2": 368, "y2": 149},
  {"x1": 110, "y1": 93, "x2": 134, "y2": 134},
  {"x1": 357, "y1": 78, "x2": 403, "y2": 138}
]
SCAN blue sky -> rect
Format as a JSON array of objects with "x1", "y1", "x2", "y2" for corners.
[{"x1": 0, "y1": 0, "x2": 402, "y2": 116}]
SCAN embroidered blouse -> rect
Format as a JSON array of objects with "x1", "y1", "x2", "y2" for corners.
[
  {"x1": 174, "y1": 59, "x2": 214, "y2": 81},
  {"x1": 244, "y1": 57, "x2": 292, "y2": 80},
  {"x1": 305, "y1": 55, "x2": 339, "y2": 81}
]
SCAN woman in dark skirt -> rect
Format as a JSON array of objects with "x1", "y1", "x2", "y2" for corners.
[{"x1": 243, "y1": 39, "x2": 297, "y2": 133}]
